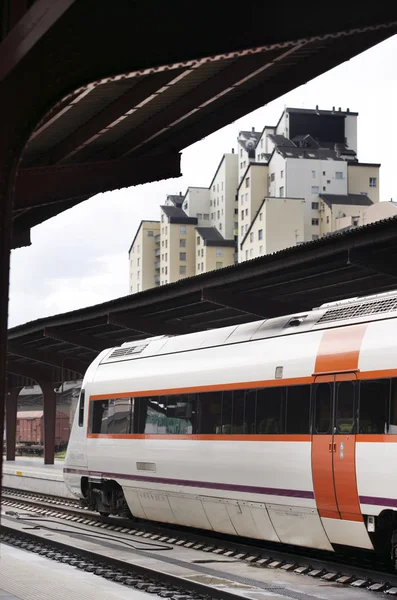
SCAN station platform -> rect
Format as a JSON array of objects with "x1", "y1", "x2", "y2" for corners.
[
  {"x1": 1, "y1": 457, "x2": 73, "y2": 498},
  {"x1": 0, "y1": 544, "x2": 151, "y2": 600}
]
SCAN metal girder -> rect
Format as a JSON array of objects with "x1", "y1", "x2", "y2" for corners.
[
  {"x1": 11, "y1": 222, "x2": 31, "y2": 248},
  {"x1": 348, "y1": 248, "x2": 397, "y2": 279},
  {"x1": 6, "y1": 359, "x2": 54, "y2": 383},
  {"x1": 108, "y1": 313, "x2": 185, "y2": 337},
  {"x1": 100, "y1": 48, "x2": 289, "y2": 159},
  {"x1": 0, "y1": 0, "x2": 77, "y2": 81},
  {"x1": 44, "y1": 327, "x2": 109, "y2": 353},
  {"x1": 201, "y1": 288, "x2": 270, "y2": 318},
  {"x1": 8, "y1": 342, "x2": 88, "y2": 374},
  {"x1": 14, "y1": 152, "x2": 181, "y2": 210},
  {"x1": 46, "y1": 70, "x2": 187, "y2": 164}
]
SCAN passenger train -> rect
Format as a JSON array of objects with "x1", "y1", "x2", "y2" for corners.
[{"x1": 64, "y1": 290, "x2": 397, "y2": 562}]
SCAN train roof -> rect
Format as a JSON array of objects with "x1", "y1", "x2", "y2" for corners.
[{"x1": 98, "y1": 290, "x2": 397, "y2": 366}]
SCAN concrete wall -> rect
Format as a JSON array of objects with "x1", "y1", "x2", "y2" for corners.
[
  {"x1": 183, "y1": 187, "x2": 210, "y2": 225},
  {"x1": 238, "y1": 164, "x2": 268, "y2": 261},
  {"x1": 348, "y1": 164, "x2": 380, "y2": 203},
  {"x1": 344, "y1": 114, "x2": 358, "y2": 153},
  {"x1": 163, "y1": 221, "x2": 196, "y2": 284},
  {"x1": 210, "y1": 153, "x2": 238, "y2": 239}
]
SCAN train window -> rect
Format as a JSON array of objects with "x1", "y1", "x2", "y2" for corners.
[
  {"x1": 256, "y1": 387, "x2": 285, "y2": 434},
  {"x1": 143, "y1": 397, "x2": 167, "y2": 434},
  {"x1": 90, "y1": 400, "x2": 109, "y2": 434},
  {"x1": 336, "y1": 381, "x2": 355, "y2": 434},
  {"x1": 359, "y1": 380, "x2": 389, "y2": 434},
  {"x1": 166, "y1": 394, "x2": 196, "y2": 434},
  {"x1": 107, "y1": 398, "x2": 132, "y2": 434},
  {"x1": 244, "y1": 389, "x2": 257, "y2": 434},
  {"x1": 314, "y1": 383, "x2": 331, "y2": 434},
  {"x1": 286, "y1": 385, "x2": 310, "y2": 434},
  {"x1": 232, "y1": 390, "x2": 245, "y2": 434},
  {"x1": 78, "y1": 389, "x2": 85, "y2": 427},
  {"x1": 198, "y1": 391, "x2": 222, "y2": 433},
  {"x1": 388, "y1": 379, "x2": 397, "y2": 433},
  {"x1": 221, "y1": 391, "x2": 233, "y2": 433}
]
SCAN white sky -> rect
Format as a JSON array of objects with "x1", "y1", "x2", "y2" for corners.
[{"x1": 8, "y1": 35, "x2": 397, "y2": 328}]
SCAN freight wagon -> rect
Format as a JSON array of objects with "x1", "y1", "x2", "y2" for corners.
[{"x1": 16, "y1": 410, "x2": 70, "y2": 455}]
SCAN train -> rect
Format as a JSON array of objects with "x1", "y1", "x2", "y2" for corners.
[{"x1": 64, "y1": 289, "x2": 397, "y2": 563}]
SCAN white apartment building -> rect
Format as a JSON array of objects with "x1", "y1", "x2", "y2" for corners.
[{"x1": 209, "y1": 152, "x2": 238, "y2": 240}]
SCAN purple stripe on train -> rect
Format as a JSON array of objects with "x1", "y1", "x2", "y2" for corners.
[{"x1": 64, "y1": 467, "x2": 315, "y2": 499}]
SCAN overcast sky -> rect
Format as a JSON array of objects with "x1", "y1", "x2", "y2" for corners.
[{"x1": 8, "y1": 35, "x2": 397, "y2": 328}]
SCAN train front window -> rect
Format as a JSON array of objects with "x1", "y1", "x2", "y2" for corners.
[
  {"x1": 359, "y1": 379, "x2": 389, "y2": 434},
  {"x1": 389, "y1": 379, "x2": 397, "y2": 433},
  {"x1": 107, "y1": 398, "x2": 132, "y2": 434},
  {"x1": 90, "y1": 400, "x2": 109, "y2": 434}
]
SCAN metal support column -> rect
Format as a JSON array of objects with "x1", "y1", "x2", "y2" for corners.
[
  {"x1": 42, "y1": 382, "x2": 56, "y2": 465},
  {"x1": 5, "y1": 387, "x2": 21, "y2": 461}
]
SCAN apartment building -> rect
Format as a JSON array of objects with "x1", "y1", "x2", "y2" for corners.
[
  {"x1": 128, "y1": 220, "x2": 160, "y2": 293},
  {"x1": 129, "y1": 106, "x2": 382, "y2": 293}
]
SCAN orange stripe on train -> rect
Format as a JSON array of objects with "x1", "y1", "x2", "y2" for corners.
[{"x1": 314, "y1": 323, "x2": 368, "y2": 375}]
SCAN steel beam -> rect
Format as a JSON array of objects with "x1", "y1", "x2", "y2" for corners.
[
  {"x1": 8, "y1": 342, "x2": 88, "y2": 374},
  {"x1": 6, "y1": 359, "x2": 55, "y2": 383},
  {"x1": 41, "y1": 381, "x2": 56, "y2": 465},
  {"x1": 5, "y1": 387, "x2": 22, "y2": 461},
  {"x1": 46, "y1": 70, "x2": 186, "y2": 164},
  {"x1": 201, "y1": 288, "x2": 270, "y2": 318},
  {"x1": 348, "y1": 248, "x2": 397, "y2": 279},
  {"x1": 14, "y1": 152, "x2": 181, "y2": 211},
  {"x1": 0, "y1": 0, "x2": 77, "y2": 81},
  {"x1": 108, "y1": 313, "x2": 185, "y2": 337},
  {"x1": 44, "y1": 327, "x2": 109, "y2": 353}
]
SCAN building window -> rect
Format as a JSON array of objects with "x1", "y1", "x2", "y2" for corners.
[
  {"x1": 312, "y1": 234, "x2": 319, "y2": 240},
  {"x1": 221, "y1": 209, "x2": 224, "y2": 215},
  {"x1": 204, "y1": 213, "x2": 209, "y2": 220},
  {"x1": 323, "y1": 186, "x2": 326, "y2": 191},
  {"x1": 216, "y1": 183, "x2": 219, "y2": 192},
  {"x1": 165, "y1": 266, "x2": 168, "y2": 275},
  {"x1": 217, "y1": 198, "x2": 219, "y2": 206},
  {"x1": 311, "y1": 202, "x2": 319, "y2": 210},
  {"x1": 161, "y1": 241, "x2": 164, "y2": 247},
  {"x1": 210, "y1": 200, "x2": 213, "y2": 207},
  {"x1": 245, "y1": 177, "x2": 250, "y2": 188},
  {"x1": 259, "y1": 213, "x2": 263, "y2": 221},
  {"x1": 148, "y1": 230, "x2": 153, "y2": 237},
  {"x1": 216, "y1": 248, "x2": 223, "y2": 257},
  {"x1": 241, "y1": 226, "x2": 244, "y2": 236},
  {"x1": 216, "y1": 262, "x2": 223, "y2": 269},
  {"x1": 245, "y1": 250, "x2": 249, "y2": 259},
  {"x1": 280, "y1": 170, "x2": 284, "y2": 179},
  {"x1": 180, "y1": 225, "x2": 186, "y2": 234},
  {"x1": 165, "y1": 240, "x2": 168, "y2": 248},
  {"x1": 197, "y1": 236, "x2": 200, "y2": 245},
  {"x1": 353, "y1": 219, "x2": 359, "y2": 226},
  {"x1": 180, "y1": 238, "x2": 186, "y2": 248},
  {"x1": 279, "y1": 186, "x2": 284, "y2": 197},
  {"x1": 322, "y1": 171, "x2": 326, "y2": 176},
  {"x1": 137, "y1": 271, "x2": 140, "y2": 279},
  {"x1": 161, "y1": 227, "x2": 164, "y2": 234},
  {"x1": 197, "y1": 250, "x2": 200, "y2": 257},
  {"x1": 197, "y1": 213, "x2": 203, "y2": 219},
  {"x1": 137, "y1": 245, "x2": 140, "y2": 253},
  {"x1": 198, "y1": 263, "x2": 201, "y2": 271},
  {"x1": 179, "y1": 265, "x2": 186, "y2": 275},
  {"x1": 183, "y1": 202, "x2": 188, "y2": 210},
  {"x1": 180, "y1": 252, "x2": 186, "y2": 261},
  {"x1": 326, "y1": 216, "x2": 330, "y2": 224},
  {"x1": 250, "y1": 232, "x2": 254, "y2": 242},
  {"x1": 219, "y1": 223, "x2": 222, "y2": 230},
  {"x1": 240, "y1": 148, "x2": 243, "y2": 157},
  {"x1": 311, "y1": 186, "x2": 319, "y2": 194},
  {"x1": 137, "y1": 258, "x2": 140, "y2": 266},
  {"x1": 270, "y1": 173, "x2": 275, "y2": 182},
  {"x1": 161, "y1": 214, "x2": 164, "y2": 222},
  {"x1": 312, "y1": 218, "x2": 319, "y2": 226},
  {"x1": 201, "y1": 249, "x2": 204, "y2": 257},
  {"x1": 312, "y1": 170, "x2": 316, "y2": 179},
  {"x1": 165, "y1": 253, "x2": 168, "y2": 261},
  {"x1": 217, "y1": 210, "x2": 220, "y2": 219},
  {"x1": 245, "y1": 224, "x2": 248, "y2": 232},
  {"x1": 161, "y1": 254, "x2": 164, "y2": 260},
  {"x1": 244, "y1": 208, "x2": 248, "y2": 216},
  {"x1": 213, "y1": 185, "x2": 215, "y2": 191},
  {"x1": 241, "y1": 194, "x2": 244, "y2": 204},
  {"x1": 241, "y1": 210, "x2": 244, "y2": 220},
  {"x1": 258, "y1": 229, "x2": 263, "y2": 240},
  {"x1": 165, "y1": 226, "x2": 168, "y2": 234},
  {"x1": 201, "y1": 262, "x2": 204, "y2": 271},
  {"x1": 369, "y1": 177, "x2": 377, "y2": 187},
  {"x1": 162, "y1": 267, "x2": 164, "y2": 273},
  {"x1": 250, "y1": 248, "x2": 253, "y2": 257}
]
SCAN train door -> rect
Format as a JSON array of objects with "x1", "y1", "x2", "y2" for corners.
[{"x1": 312, "y1": 373, "x2": 362, "y2": 522}]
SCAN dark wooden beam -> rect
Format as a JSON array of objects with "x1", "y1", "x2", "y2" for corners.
[
  {"x1": 14, "y1": 152, "x2": 181, "y2": 210},
  {"x1": 8, "y1": 342, "x2": 88, "y2": 374},
  {"x1": 46, "y1": 70, "x2": 186, "y2": 164},
  {"x1": 108, "y1": 313, "x2": 185, "y2": 337},
  {"x1": 348, "y1": 248, "x2": 397, "y2": 279},
  {"x1": 6, "y1": 359, "x2": 54, "y2": 383},
  {"x1": 44, "y1": 327, "x2": 109, "y2": 353}
]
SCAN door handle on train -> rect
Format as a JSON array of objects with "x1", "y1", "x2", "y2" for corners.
[{"x1": 328, "y1": 442, "x2": 336, "y2": 453}]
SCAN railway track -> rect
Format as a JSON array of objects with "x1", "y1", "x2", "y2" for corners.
[{"x1": 2, "y1": 487, "x2": 397, "y2": 596}]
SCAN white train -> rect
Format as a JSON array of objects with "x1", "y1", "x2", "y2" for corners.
[{"x1": 64, "y1": 290, "x2": 397, "y2": 561}]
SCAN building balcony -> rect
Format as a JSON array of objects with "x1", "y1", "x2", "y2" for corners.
[
  {"x1": 154, "y1": 274, "x2": 160, "y2": 284},
  {"x1": 155, "y1": 234, "x2": 160, "y2": 243},
  {"x1": 155, "y1": 248, "x2": 160, "y2": 257},
  {"x1": 155, "y1": 260, "x2": 160, "y2": 269}
]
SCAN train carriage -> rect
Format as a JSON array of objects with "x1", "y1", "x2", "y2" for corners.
[{"x1": 64, "y1": 290, "x2": 397, "y2": 562}]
